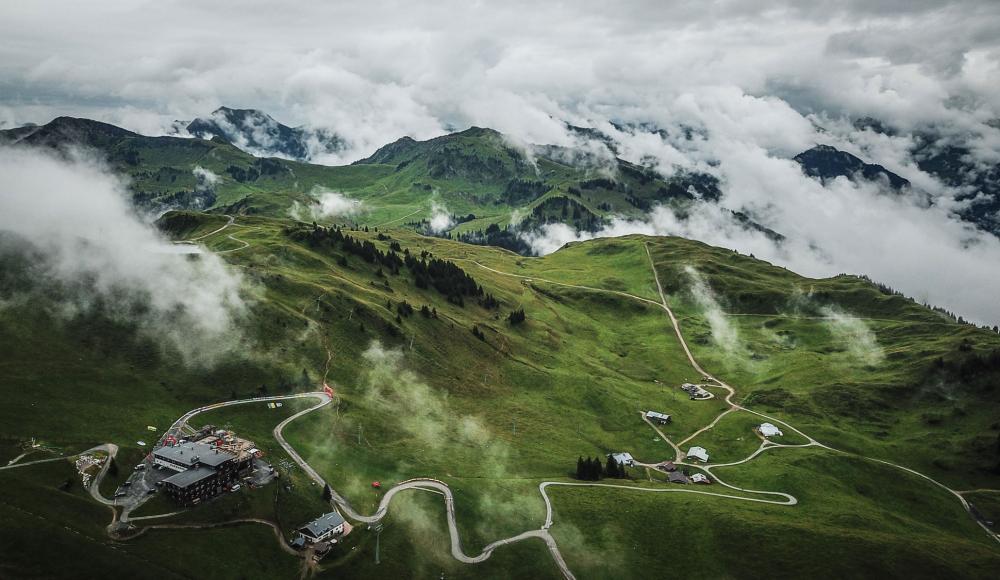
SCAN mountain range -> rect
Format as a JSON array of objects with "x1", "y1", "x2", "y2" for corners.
[{"x1": 2, "y1": 110, "x2": 998, "y2": 246}]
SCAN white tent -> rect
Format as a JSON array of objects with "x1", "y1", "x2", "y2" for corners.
[{"x1": 759, "y1": 423, "x2": 783, "y2": 437}]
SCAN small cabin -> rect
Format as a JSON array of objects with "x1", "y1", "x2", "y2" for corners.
[{"x1": 645, "y1": 411, "x2": 672, "y2": 425}]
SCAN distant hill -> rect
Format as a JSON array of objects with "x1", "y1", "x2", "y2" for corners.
[
  {"x1": 184, "y1": 106, "x2": 344, "y2": 162},
  {"x1": 794, "y1": 144, "x2": 910, "y2": 190}
]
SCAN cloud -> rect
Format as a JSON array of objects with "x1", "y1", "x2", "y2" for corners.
[
  {"x1": 3, "y1": 2, "x2": 997, "y2": 160},
  {"x1": 0, "y1": 146, "x2": 246, "y2": 365},
  {"x1": 289, "y1": 188, "x2": 363, "y2": 222},
  {"x1": 683, "y1": 265, "x2": 743, "y2": 358},
  {"x1": 192, "y1": 165, "x2": 219, "y2": 191},
  {"x1": 359, "y1": 341, "x2": 508, "y2": 466},
  {"x1": 820, "y1": 305, "x2": 885, "y2": 366},
  {"x1": 428, "y1": 201, "x2": 453, "y2": 234}
]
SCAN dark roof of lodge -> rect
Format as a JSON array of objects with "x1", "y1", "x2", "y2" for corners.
[
  {"x1": 299, "y1": 511, "x2": 346, "y2": 539},
  {"x1": 162, "y1": 465, "x2": 216, "y2": 489},
  {"x1": 152, "y1": 441, "x2": 234, "y2": 468}
]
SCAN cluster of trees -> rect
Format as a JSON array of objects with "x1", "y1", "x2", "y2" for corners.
[
  {"x1": 932, "y1": 344, "x2": 1000, "y2": 381},
  {"x1": 291, "y1": 224, "x2": 491, "y2": 307},
  {"x1": 471, "y1": 325, "x2": 486, "y2": 342},
  {"x1": 575, "y1": 456, "x2": 629, "y2": 481},
  {"x1": 508, "y1": 308, "x2": 526, "y2": 325},
  {"x1": 481, "y1": 293, "x2": 499, "y2": 309},
  {"x1": 427, "y1": 144, "x2": 515, "y2": 181},
  {"x1": 456, "y1": 223, "x2": 532, "y2": 255},
  {"x1": 395, "y1": 300, "x2": 414, "y2": 318},
  {"x1": 295, "y1": 225, "x2": 405, "y2": 273},
  {"x1": 403, "y1": 251, "x2": 484, "y2": 305},
  {"x1": 504, "y1": 178, "x2": 551, "y2": 204},
  {"x1": 619, "y1": 162, "x2": 656, "y2": 185},
  {"x1": 849, "y1": 273, "x2": 1000, "y2": 333},
  {"x1": 579, "y1": 177, "x2": 618, "y2": 191},
  {"x1": 225, "y1": 158, "x2": 289, "y2": 183}
]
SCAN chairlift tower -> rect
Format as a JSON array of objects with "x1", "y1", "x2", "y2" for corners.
[{"x1": 373, "y1": 521, "x2": 384, "y2": 564}]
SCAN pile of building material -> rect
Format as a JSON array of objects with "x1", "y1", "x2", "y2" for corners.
[
  {"x1": 74, "y1": 454, "x2": 105, "y2": 487},
  {"x1": 645, "y1": 411, "x2": 672, "y2": 425}
]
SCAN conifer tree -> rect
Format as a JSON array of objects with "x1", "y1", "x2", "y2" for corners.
[{"x1": 605, "y1": 455, "x2": 618, "y2": 478}]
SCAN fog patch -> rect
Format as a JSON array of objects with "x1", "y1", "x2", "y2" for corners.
[
  {"x1": 820, "y1": 305, "x2": 885, "y2": 367},
  {"x1": 428, "y1": 201, "x2": 454, "y2": 234},
  {"x1": 192, "y1": 165, "x2": 220, "y2": 192},
  {"x1": 683, "y1": 265, "x2": 742, "y2": 358},
  {"x1": 289, "y1": 187, "x2": 363, "y2": 221},
  {"x1": 0, "y1": 146, "x2": 246, "y2": 366},
  {"x1": 360, "y1": 342, "x2": 508, "y2": 460}
]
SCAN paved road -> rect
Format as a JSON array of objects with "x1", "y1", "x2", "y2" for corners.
[{"x1": 270, "y1": 399, "x2": 577, "y2": 578}]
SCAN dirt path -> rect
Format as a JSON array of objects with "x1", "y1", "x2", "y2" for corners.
[
  {"x1": 374, "y1": 206, "x2": 425, "y2": 228},
  {"x1": 181, "y1": 214, "x2": 235, "y2": 242}
]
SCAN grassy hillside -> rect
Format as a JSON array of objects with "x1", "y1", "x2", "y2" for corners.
[{"x1": 1, "y1": 212, "x2": 998, "y2": 578}]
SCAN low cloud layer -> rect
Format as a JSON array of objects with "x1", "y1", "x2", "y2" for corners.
[{"x1": 0, "y1": 147, "x2": 246, "y2": 364}]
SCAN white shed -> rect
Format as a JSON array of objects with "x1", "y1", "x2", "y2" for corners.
[
  {"x1": 611, "y1": 452, "x2": 635, "y2": 466},
  {"x1": 686, "y1": 446, "x2": 709, "y2": 462}
]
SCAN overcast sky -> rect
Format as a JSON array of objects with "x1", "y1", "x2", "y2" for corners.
[{"x1": 2, "y1": 1, "x2": 999, "y2": 323}]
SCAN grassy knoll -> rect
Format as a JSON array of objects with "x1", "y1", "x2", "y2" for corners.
[{"x1": 644, "y1": 236, "x2": 1000, "y2": 489}]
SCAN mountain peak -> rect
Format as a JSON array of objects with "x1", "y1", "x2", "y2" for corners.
[
  {"x1": 794, "y1": 144, "x2": 909, "y2": 190},
  {"x1": 0, "y1": 116, "x2": 137, "y2": 147},
  {"x1": 185, "y1": 106, "x2": 342, "y2": 162}
]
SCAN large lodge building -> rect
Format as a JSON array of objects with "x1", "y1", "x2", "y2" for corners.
[{"x1": 152, "y1": 431, "x2": 255, "y2": 505}]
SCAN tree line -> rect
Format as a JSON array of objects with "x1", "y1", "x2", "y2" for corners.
[
  {"x1": 575, "y1": 455, "x2": 630, "y2": 481},
  {"x1": 290, "y1": 224, "x2": 497, "y2": 308}
]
